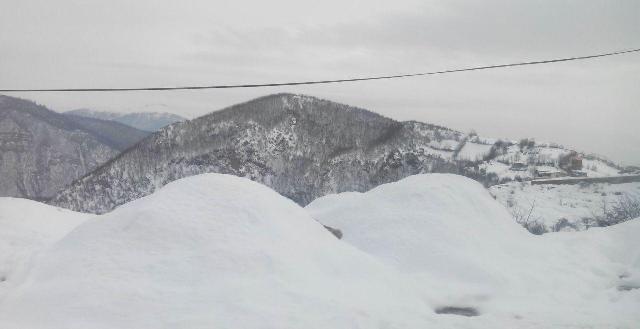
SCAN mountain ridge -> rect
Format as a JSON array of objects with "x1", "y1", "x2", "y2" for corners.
[
  {"x1": 0, "y1": 95, "x2": 148, "y2": 199},
  {"x1": 65, "y1": 108, "x2": 186, "y2": 131},
  {"x1": 50, "y1": 93, "x2": 623, "y2": 214}
]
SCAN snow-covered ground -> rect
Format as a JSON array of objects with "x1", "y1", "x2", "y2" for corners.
[
  {"x1": 582, "y1": 158, "x2": 624, "y2": 177},
  {"x1": 0, "y1": 198, "x2": 91, "y2": 301},
  {"x1": 455, "y1": 140, "x2": 493, "y2": 161},
  {"x1": 1, "y1": 174, "x2": 638, "y2": 328},
  {"x1": 490, "y1": 181, "x2": 640, "y2": 231},
  {"x1": 307, "y1": 174, "x2": 640, "y2": 328},
  {"x1": 480, "y1": 160, "x2": 534, "y2": 181},
  {"x1": 0, "y1": 175, "x2": 430, "y2": 329}
]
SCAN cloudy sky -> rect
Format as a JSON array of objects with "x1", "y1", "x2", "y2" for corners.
[{"x1": 1, "y1": 0, "x2": 639, "y2": 164}]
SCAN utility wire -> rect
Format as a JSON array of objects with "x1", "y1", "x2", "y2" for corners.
[{"x1": 1, "y1": 48, "x2": 638, "y2": 92}]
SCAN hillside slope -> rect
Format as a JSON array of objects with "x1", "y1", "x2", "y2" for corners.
[
  {"x1": 63, "y1": 114, "x2": 149, "y2": 150},
  {"x1": 0, "y1": 95, "x2": 147, "y2": 199},
  {"x1": 490, "y1": 180, "x2": 640, "y2": 233},
  {"x1": 52, "y1": 94, "x2": 470, "y2": 213},
  {"x1": 51, "y1": 93, "x2": 622, "y2": 214}
]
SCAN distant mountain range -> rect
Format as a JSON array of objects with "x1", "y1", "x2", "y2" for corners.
[
  {"x1": 50, "y1": 93, "x2": 622, "y2": 214},
  {"x1": 66, "y1": 109, "x2": 186, "y2": 131},
  {"x1": 0, "y1": 95, "x2": 149, "y2": 199}
]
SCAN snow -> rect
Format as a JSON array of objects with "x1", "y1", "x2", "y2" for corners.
[
  {"x1": 0, "y1": 198, "x2": 91, "y2": 300},
  {"x1": 490, "y1": 181, "x2": 640, "y2": 231},
  {"x1": 582, "y1": 158, "x2": 622, "y2": 177},
  {"x1": 480, "y1": 160, "x2": 534, "y2": 181},
  {"x1": 490, "y1": 143, "x2": 622, "y2": 180},
  {"x1": 307, "y1": 174, "x2": 640, "y2": 328},
  {"x1": 2, "y1": 173, "x2": 638, "y2": 328},
  {"x1": 455, "y1": 141, "x2": 493, "y2": 161},
  {"x1": 427, "y1": 138, "x2": 458, "y2": 151},
  {"x1": 0, "y1": 174, "x2": 429, "y2": 329},
  {"x1": 534, "y1": 145, "x2": 568, "y2": 161}
]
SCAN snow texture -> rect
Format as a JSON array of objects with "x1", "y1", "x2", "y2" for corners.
[
  {"x1": 0, "y1": 174, "x2": 430, "y2": 329},
  {"x1": 0, "y1": 198, "x2": 91, "y2": 300},
  {"x1": 307, "y1": 174, "x2": 640, "y2": 328},
  {"x1": 1, "y1": 173, "x2": 638, "y2": 328}
]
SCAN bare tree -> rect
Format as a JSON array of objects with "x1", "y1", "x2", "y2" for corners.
[
  {"x1": 511, "y1": 200, "x2": 547, "y2": 234},
  {"x1": 586, "y1": 194, "x2": 640, "y2": 228}
]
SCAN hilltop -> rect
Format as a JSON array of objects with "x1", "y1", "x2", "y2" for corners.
[{"x1": 51, "y1": 93, "x2": 622, "y2": 214}]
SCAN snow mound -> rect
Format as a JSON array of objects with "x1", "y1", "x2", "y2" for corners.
[
  {"x1": 0, "y1": 198, "x2": 91, "y2": 300},
  {"x1": 307, "y1": 174, "x2": 640, "y2": 328},
  {"x1": 0, "y1": 174, "x2": 429, "y2": 329},
  {"x1": 307, "y1": 174, "x2": 530, "y2": 274},
  {"x1": 3, "y1": 174, "x2": 638, "y2": 328}
]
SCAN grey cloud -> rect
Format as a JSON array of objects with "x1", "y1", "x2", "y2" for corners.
[{"x1": 0, "y1": 0, "x2": 638, "y2": 164}]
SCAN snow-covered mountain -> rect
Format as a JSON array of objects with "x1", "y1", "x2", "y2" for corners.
[
  {"x1": 0, "y1": 95, "x2": 149, "y2": 199},
  {"x1": 50, "y1": 93, "x2": 623, "y2": 214},
  {"x1": 65, "y1": 108, "x2": 186, "y2": 131},
  {"x1": 49, "y1": 93, "x2": 474, "y2": 213},
  {"x1": 2, "y1": 173, "x2": 638, "y2": 328}
]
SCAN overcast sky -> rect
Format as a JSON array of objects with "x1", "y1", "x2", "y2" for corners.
[{"x1": 1, "y1": 0, "x2": 639, "y2": 165}]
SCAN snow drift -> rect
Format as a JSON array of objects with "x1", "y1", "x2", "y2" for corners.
[
  {"x1": 307, "y1": 174, "x2": 640, "y2": 328},
  {"x1": 0, "y1": 198, "x2": 91, "y2": 300},
  {"x1": 0, "y1": 174, "x2": 430, "y2": 329},
  {"x1": 1, "y1": 173, "x2": 638, "y2": 328}
]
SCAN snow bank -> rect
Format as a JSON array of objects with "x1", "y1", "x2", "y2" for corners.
[
  {"x1": 2, "y1": 174, "x2": 638, "y2": 328},
  {"x1": 0, "y1": 198, "x2": 91, "y2": 300},
  {"x1": 307, "y1": 174, "x2": 640, "y2": 328},
  {"x1": 0, "y1": 174, "x2": 429, "y2": 329}
]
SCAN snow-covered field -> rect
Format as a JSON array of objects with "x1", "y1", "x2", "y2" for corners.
[
  {"x1": 456, "y1": 140, "x2": 493, "y2": 161},
  {"x1": 0, "y1": 174, "x2": 638, "y2": 328},
  {"x1": 490, "y1": 181, "x2": 640, "y2": 231}
]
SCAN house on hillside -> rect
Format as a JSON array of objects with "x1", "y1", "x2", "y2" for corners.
[
  {"x1": 570, "y1": 154, "x2": 583, "y2": 170},
  {"x1": 560, "y1": 151, "x2": 583, "y2": 171}
]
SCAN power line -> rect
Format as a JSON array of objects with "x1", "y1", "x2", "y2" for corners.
[{"x1": 1, "y1": 48, "x2": 638, "y2": 93}]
